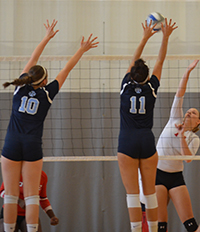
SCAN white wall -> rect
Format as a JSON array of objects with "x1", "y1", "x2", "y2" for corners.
[{"x1": 1, "y1": 0, "x2": 200, "y2": 56}]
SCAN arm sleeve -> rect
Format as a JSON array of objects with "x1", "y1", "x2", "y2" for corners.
[
  {"x1": 149, "y1": 75, "x2": 160, "y2": 93},
  {"x1": 121, "y1": 73, "x2": 130, "y2": 90},
  {"x1": 39, "y1": 173, "x2": 52, "y2": 212},
  {"x1": 44, "y1": 80, "x2": 59, "y2": 101}
]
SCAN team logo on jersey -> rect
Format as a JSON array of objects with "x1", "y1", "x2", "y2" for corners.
[
  {"x1": 28, "y1": 91, "x2": 36, "y2": 97},
  {"x1": 135, "y1": 87, "x2": 142, "y2": 94}
]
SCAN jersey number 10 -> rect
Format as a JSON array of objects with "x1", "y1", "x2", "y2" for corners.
[{"x1": 19, "y1": 96, "x2": 39, "y2": 115}]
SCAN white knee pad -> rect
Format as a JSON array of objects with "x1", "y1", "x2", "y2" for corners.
[
  {"x1": 144, "y1": 193, "x2": 158, "y2": 209},
  {"x1": 126, "y1": 194, "x2": 141, "y2": 208},
  {"x1": 4, "y1": 195, "x2": 18, "y2": 204},
  {"x1": 25, "y1": 195, "x2": 39, "y2": 206}
]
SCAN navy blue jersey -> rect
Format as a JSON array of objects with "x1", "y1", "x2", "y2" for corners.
[
  {"x1": 120, "y1": 73, "x2": 159, "y2": 130},
  {"x1": 7, "y1": 80, "x2": 59, "y2": 138}
]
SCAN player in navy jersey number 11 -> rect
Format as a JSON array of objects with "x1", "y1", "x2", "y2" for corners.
[
  {"x1": 1, "y1": 19, "x2": 98, "y2": 232},
  {"x1": 117, "y1": 19, "x2": 177, "y2": 232}
]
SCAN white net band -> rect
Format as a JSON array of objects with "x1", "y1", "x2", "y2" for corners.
[
  {"x1": 39, "y1": 155, "x2": 200, "y2": 162},
  {"x1": 0, "y1": 55, "x2": 200, "y2": 62}
]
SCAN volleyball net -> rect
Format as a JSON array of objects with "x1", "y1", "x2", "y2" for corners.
[{"x1": 0, "y1": 55, "x2": 200, "y2": 162}]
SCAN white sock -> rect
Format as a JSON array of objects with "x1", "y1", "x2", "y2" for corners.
[
  {"x1": 26, "y1": 224, "x2": 38, "y2": 232},
  {"x1": 130, "y1": 221, "x2": 142, "y2": 232},
  {"x1": 147, "y1": 221, "x2": 158, "y2": 232},
  {"x1": 4, "y1": 223, "x2": 16, "y2": 232}
]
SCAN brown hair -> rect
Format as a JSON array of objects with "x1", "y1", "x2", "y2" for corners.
[
  {"x1": 3, "y1": 65, "x2": 47, "y2": 88},
  {"x1": 130, "y1": 59, "x2": 149, "y2": 84}
]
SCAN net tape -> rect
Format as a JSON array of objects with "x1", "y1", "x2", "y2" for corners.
[
  {"x1": 41, "y1": 155, "x2": 200, "y2": 162},
  {"x1": 0, "y1": 55, "x2": 200, "y2": 62}
]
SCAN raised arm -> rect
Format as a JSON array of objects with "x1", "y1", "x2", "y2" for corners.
[
  {"x1": 21, "y1": 19, "x2": 59, "y2": 74},
  {"x1": 55, "y1": 34, "x2": 99, "y2": 90},
  {"x1": 152, "y1": 18, "x2": 178, "y2": 81},
  {"x1": 126, "y1": 20, "x2": 157, "y2": 74},
  {"x1": 176, "y1": 60, "x2": 199, "y2": 97}
]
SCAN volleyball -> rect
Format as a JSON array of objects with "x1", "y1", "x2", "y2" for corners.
[{"x1": 147, "y1": 12, "x2": 165, "y2": 31}]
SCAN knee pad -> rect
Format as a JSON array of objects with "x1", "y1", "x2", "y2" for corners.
[
  {"x1": 126, "y1": 194, "x2": 140, "y2": 208},
  {"x1": 25, "y1": 195, "x2": 39, "y2": 206},
  {"x1": 158, "y1": 222, "x2": 167, "y2": 232},
  {"x1": 143, "y1": 193, "x2": 158, "y2": 209},
  {"x1": 183, "y1": 218, "x2": 198, "y2": 232},
  {"x1": 4, "y1": 195, "x2": 18, "y2": 204}
]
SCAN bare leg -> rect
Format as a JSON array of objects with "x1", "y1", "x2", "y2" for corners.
[
  {"x1": 1, "y1": 156, "x2": 21, "y2": 224},
  {"x1": 170, "y1": 185, "x2": 200, "y2": 231},
  {"x1": 22, "y1": 159, "x2": 43, "y2": 225},
  {"x1": 117, "y1": 153, "x2": 141, "y2": 222},
  {"x1": 0, "y1": 217, "x2": 19, "y2": 232},
  {"x1": 140, "y1": 152, "x2": 158, "y2": 222},
  {"x1": 169, "y1": 186, "x2": 194, "y2": 223},
  {"x1": 156, "y1": 185, "x2": 168, "y2": 222}
]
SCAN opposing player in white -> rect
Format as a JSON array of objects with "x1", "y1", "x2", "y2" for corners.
[{"x1": 156, "y1": 60, "x2": 200, "y2": 232}]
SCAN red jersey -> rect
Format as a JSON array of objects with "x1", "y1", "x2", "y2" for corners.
[{"x1": 0, "y1": 171, "x2": 51, "y2": 216}]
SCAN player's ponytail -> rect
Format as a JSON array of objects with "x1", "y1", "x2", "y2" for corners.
[
  {"x1": 130, "y1": 58, "x2": 149, "y2": 84},
  {"x1": 2, "y1": 65, "x2": 47, "y2": 88},
  {"x1": 3, "y1": 73, "x2": 33, "y2": 88}
]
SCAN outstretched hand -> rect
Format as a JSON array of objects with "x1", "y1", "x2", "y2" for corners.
[
  {"x1": 80, "y1": 34, "x2": 99, "y2": 53},
  {"x1": 187, "y1": 59, "x2": 199, "y2": 72},
  {"x1": 44, "y1": 19, "x2": 59, "y2": 40},
  {"x1": 161, "y1": 18, "x2": 178, "y2": 37},
  {"x1": 142, "y1": 20, "x2": 158, "y2": 40}
]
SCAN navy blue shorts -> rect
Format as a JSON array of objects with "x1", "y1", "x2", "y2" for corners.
[
  {"x1": 156, "y1": 168, "x2": 185, "y2": 190},
  {"x1": 2, "y1": 132, "x2": 43, "y2": 162},
  {"x1": 118, "y1": 128, "x2": 156, "y2": 159}
]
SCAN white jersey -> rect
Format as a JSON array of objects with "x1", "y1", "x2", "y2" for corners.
[{"x1": 157, "y1": 96, "x2": 200, "y2": 172}]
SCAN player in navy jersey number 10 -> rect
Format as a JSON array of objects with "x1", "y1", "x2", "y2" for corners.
[
  {"x1": 1, "y1": 19, "x2": 98, "y2": 232},
  {"x1": 117, "y1": 19, "x2": 177, "y2": 232}
]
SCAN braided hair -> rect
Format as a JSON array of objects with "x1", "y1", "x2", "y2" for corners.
[{"x1": 3, "y1": 65, "x2": 47, "y2": 88}]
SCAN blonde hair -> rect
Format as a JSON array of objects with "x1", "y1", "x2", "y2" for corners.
[{"x1": 192, "y1": 110, "x2": 200, "y2": 133}]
